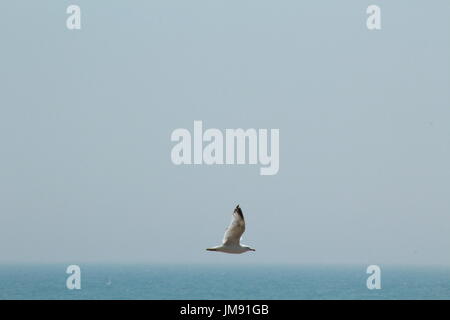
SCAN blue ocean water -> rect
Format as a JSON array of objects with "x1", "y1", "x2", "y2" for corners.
[{"x1": 0, "y1": 265, "x2": 449, "y2": 300}]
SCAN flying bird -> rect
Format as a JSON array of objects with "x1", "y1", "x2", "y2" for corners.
[{"x1": 206, "y1": 205, "x2": 256, "y2": 254}]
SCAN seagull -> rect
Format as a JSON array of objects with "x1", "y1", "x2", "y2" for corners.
[{"x1": 206, "y1": 205, "x2": 256, "y2": 254}]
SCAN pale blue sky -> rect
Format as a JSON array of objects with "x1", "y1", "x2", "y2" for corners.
[{"x1": 0, "y1": 1, "x2": 449, "y2": 265}]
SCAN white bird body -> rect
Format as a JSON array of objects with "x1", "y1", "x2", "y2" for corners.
[{"x1": 206, "y1": 205, "x2": 255, "y2": 254}]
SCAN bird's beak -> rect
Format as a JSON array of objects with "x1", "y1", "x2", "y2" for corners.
[{"x1": 251, "y1": 249, "x2": 256, "y2": 251}]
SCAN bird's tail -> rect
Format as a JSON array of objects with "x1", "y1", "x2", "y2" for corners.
[{"x1": 206, "y1": 248, "x2": 217, "y2": 251}]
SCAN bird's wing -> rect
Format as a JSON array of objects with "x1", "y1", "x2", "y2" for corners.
[{"x1": 222, "y1": 206, "x2": 245, "y2": 246}]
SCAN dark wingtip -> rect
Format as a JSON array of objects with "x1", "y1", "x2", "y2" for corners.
[{"x1": 234, "y1": 205, "x2": 244, "y2": 219}]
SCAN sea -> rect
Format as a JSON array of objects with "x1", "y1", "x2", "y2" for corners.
[{"x1": 0, "y1": 264, "x2": 449, "y2": 300}]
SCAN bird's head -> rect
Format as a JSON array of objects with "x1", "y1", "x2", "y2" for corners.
[{"x1": 245, "y1": 246, "x2": 256, "y2": 252}]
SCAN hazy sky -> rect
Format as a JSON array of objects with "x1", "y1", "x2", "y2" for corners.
[{"x1": 0, "y1": 1, "x2": 449, "y2": 265}]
